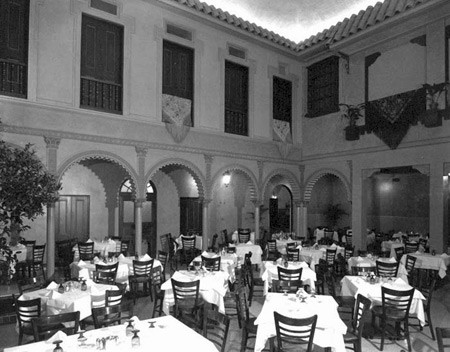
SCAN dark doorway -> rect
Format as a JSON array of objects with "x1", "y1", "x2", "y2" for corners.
[{"x1": 180, "y1": 197, "x2": 203, "y2": 235}]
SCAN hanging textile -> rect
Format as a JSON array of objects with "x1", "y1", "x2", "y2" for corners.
[
  {"x1": 273, "y1": 119, "x2": 292, "y2": 143},
  {"x1": 162, "y1": 94, "x2": 192, "y2": 127}
]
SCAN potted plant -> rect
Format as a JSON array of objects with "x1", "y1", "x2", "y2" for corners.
[
  {"x1": 324, "y1": 203, "x2": 347, "y2": 230},
  {"x1": 0, "y1": 138, "x2": 61, "y2": 245},
  {"x1": 420, "y1": 82, "x2": 448, "y2": 127},
  {"x1": 340, "y1": 103, "x2": 364, "y2": 141}
]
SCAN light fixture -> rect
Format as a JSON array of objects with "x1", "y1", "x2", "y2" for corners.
[{"x1": 222, "y1": 171, "x2": 231, "y2": 187}]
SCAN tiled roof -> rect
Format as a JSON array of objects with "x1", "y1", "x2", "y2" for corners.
[{"x1": 166, "y1": 0, "x2": 433, "y2": 53}]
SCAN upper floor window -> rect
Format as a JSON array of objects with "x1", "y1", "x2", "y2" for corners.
[
  {"x1": 225, "y1": 60, "x2": 248, "y2": 136},
  {"x1": 162, "y1": 40, "x2": 194, "y2": 126},
  {"x1": 0, "y1": 0, "x2": 29, "y2": 99},
  {"x1": 306, "y1": 56, "x2": 339, "y2": 118},
  {"x1": 80, "y1": 14, "x2": 123, "y2": 114},
  {"x1": 273, "y1": 76, "x2": 292, "y2": 142}
]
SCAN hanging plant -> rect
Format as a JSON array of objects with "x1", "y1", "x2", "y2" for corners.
[{"x1": 340, "y1": 103, "x2": 365, "y2": 140}]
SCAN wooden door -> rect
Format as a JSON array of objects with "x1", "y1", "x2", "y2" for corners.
[
  {"x1": 55, "y1": 195, "x2": 90, "y2": 241},
  {"x1": 180, "y1": 197, "x2": 202, "y2": 235}
]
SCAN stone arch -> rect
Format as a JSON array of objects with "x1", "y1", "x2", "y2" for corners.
[
  {"x1": 261, "y1": 169, "x2": 301, "y2": 202},
  {"x1": 145, "y1": 158, "x2": 206, "y2": 199},
  {"x1": 57, "y1": 150, "x2": 140, "y2": 199},
  {"x1": 303, "y1": 168, "x2": 351, "y2": 203},
  {"x1": 211, "y1": 164, "x2": 259, "y2": 202}
]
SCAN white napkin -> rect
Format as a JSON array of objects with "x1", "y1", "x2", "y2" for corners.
[
  {"x1": 388, "y1": 257, "x2": 397, "y2": 262},
  {"x1": 93, "y1": 256, "x2": 100, "y2": 263},
  {"x1": 201, "y1": 251, "x2": 217, "y2": 258},
  {"x1": 46, "y1": 281, "x2": 58, "y2": 290},
  {"x1": 415, "y1": 251, "x2": 421, "y2": 254},
  {"x1": 441, "y1": 253, "x2": 449, "y2": 258},
  {"x1": 356, "y1": 256, "x2": 363, "y2": 262},
  {"x1": 86, "y1": 239, "x2": 93, "y2": 243},
  {"x1": 330, "y1": 243, "x2": 337, "y2": 248},
  {"x1": 246, "y1": 241, "x2": 253, "y2": 245},
  {"x1": 410, "y1": 240, "x2": 417, "y2": 243},
  {"x1": 77, "y1": 260, "x2": 86, "y2": 266},
  {"x1": 140, "y1": 253, "x2": 151, "y2": 261},
  {"x1": 50, "y1": 291, "x2": 62, "y2": 299},
  {"x1": 46, "y1": 330, "x2": 67, "y2": 344},
  {"x1": 118, "y1": 253, "x2": 125, "y2": 261}
]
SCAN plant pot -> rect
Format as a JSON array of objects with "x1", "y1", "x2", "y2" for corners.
[
  {"x1": 345, "y1": 125, "x2": 360, "y2": 141},
  {"x1": 420, "y1": 109, "x2": 442, "y2": 128}
]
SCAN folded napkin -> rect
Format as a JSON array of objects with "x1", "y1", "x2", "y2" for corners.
[
  {"x1": 86, "y1": 239, "x2": 93, "y2": 243},
  {"x1": 356, "y1": 256, "x2": 363, "y2": 262},
  {"x1": 93, "y1": 256, "x2": 100, "y2": 263},
  {"x1": 77, "y1": 260, "x2": 86, "y2": 266},
  {"x1": 46, "y1": 330, "x2": 67, "y2": 344},
  {"x1": 246, "y1": 241, "x2": 253, "y2": 245},
  {"x1": 330, "y1": 243, "x2": 337, "y2": 248},
  {"x1": 50, "y1": 291, "x2": 62, "y2": 299},
  {"x1": 441, "y1": 253, "x2": 449, "y2": 258},
  {"x1": 415, "y1": 251, "x2": 421, "y2": 254},
  {"x1": 140, "y1": 253, "x2": 151, "y2": 261},
  {"x1": 388, "y1": 257, "x2": 397, "y2": 262},
  {"x1": 47, "y1": 281, "x2": 58, "y2": 290},
  {"x1": 118, "y1": 253, "x2": 125, "y2": 261},
  {"x1": 201, "y1": 251, "x2": 217, "y2": 258}
]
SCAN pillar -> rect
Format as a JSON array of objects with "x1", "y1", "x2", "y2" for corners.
[
  {"x1": 430, "y1": 162, "x2": 444, "y2": 252},
  {"x1": 134, "y1": 198, "x2": 145, "y2": 256},
  {"x1": 253, "y1": 202, "x2": 260, "y2": 241},
  {"x1": 202, "y1": 199, "x2": 211, "y2": 251},
  {"x1": 295, "y1": 201, "x2": 307, "y2": 240},
  {"x1": 44, "y1": 136, "x2": 60, "y2": 279}
]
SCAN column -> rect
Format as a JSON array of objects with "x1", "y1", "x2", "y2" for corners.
[
  {"x1": 295, "y1": 201, "x2": 307, "y2": 240},
  {"x1": 134, "y1": 198, "x2": 145, "y2": 256},
  {"x1": 44, "y1": 136, "x2": 60, "y2": 279},
  {"x1": 202, "y1": 199, "x2": 211, "y2": 251},
  {"x1": 254, "y1": 202, "x2": 260, "y2": 242},
  {"x1": 430, "y1": 162, "x2": 444, "y2": 252}
]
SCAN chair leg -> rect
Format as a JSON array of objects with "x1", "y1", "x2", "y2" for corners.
[
  {"x1": 427, "y1": 308, "x2": 435, "y2": 340},
  {"x1": 379, "y1": 318, "x2": 385, "y2": 351},
  {"x1": 240, "y1": 329, "x2": 248, "y2": 352},
  {"x1": 404, "y1": 321, "x2": 412, "y2": 352}
]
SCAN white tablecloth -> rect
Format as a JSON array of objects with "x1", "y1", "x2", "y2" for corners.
[
  {"x1": 161, "y1": 270, "x2": 229, "y2": 315},
  {"x1": 5, "y1": 315, "x2": 218, "y2": 352},
  {"x1": 300, "y1": 245, "x2": 345, "y2": 270},
  {"x1": 400, "y1": 253, "x2": 450, "y2": 279},
  {"x1": 381, "y1": 240, "x2": 405, "y2": 258},
  {"x1": 233, "y1": 243, "x2": 263, "y2": 266},
  {"x1": 348, "y1": 256, "x2": 409, "y2": 283},
  {"x1": 231, "y1": 231, "x2": 255, "y2": 243},
  {"x1": 260, "y1": 260, "x2": 316, "y2": 294},
  {"x1": 340, "y1": 276, "x2": 426, "y2": 325},
  {"x1": 254, "y1": 293, "x2": 347, "y2": 352},
  {"x1": 314, "y1": 229, "x2": 339, "y2": 242},
  {"x1": 70, "y1": 256, "x2": 163, "y2": 287},
  {"x1": 191, "y1": 252, "x2": 237, "y2": 282},
  {"x1": 20, "y1": 282, "x2": 118, "y2": 320},
  {"x1": 275, "y1": 239, "x2": 297, "y2": 254},
  {"x1": 72, "y1": 239, "x2": 119, "y2": 261}
]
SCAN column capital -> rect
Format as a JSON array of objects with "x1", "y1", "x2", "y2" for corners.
[
  {"x1": 44, "y1": 136, "x2": 61, "y2": 149},
  {"x1": 204, "y1": 154, "x2": 214, "y2": 165},
  {"x1": 134, "y1": 198, "x2": 146, "y2": 207},
  {"x1": 135, "y1": 146, "x2": 148, "y2": 157}
]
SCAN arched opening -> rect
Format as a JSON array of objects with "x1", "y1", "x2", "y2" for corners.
[
  {"x1": 269, "y1": 185, "x2": 293, "y2": 233},
  {"x1": 119, "y1": 180, "x2": 157, "y2": 256}
]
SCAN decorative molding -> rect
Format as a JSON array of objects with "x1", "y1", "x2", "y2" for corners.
[
  {"x1": 134, "y1": 198, "x2": 146, "y2": 208},
  {"x1": 410, "y1": 35, "x2": 426, "y2": 47},
  {"x1": 261, "y1": 168, "x2": 302, "y2": 202},
  {"x1": 44, "y1": 136, "x2": 60, "y2": 173},
  {"x1": 1, "y1": 124, "x2": 300, "y2": 165},
  {"x1": 135, "y1": 146, "x2": 148, "y2": 157},
  {"x1": 257, "y1": 160, "x2": 264, "y2": 185},
  {"x1": 304, "y1": 168, "x2": 351, "y2": 203},
  {"x1": 44, "y1": 136, "x2": 61, "y2": 149},
  {"x1": 361, "y1": 168, "x2": 380, "y2": 179},
  {"x1": 211, "y1": 164, "x2": 259, "y2": 202}
]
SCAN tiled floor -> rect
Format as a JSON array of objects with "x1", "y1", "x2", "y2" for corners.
[{"x1": 0, "y1": 272, "x2": 449, "y2": 352}]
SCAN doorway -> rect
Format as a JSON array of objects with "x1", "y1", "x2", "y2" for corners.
[
  {"x1": 180, "y1": 197, "x2": 202, "y2": 235},
  {"x1": 55, "y1": 195, "x2": 90, "y2": 241}
]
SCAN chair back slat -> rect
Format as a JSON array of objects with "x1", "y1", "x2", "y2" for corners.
[
  {"x1": 436, "y1": 327, "x2": 450, "y2": 352},
  {"x1": 272, "y1": 279, "x2": 304, "y2": 293},
  {"x1": 287, "y1": 248, "x2": 300, "y2": 262},
  {"x1": 274, "y1": 311, "x2": 317, "y2": 352},
  {"x1": 132, "y1": 259, "x2": 154, "y2": 276},
  {"x1": 203, "y1": 309, "x2": 230, "y2": 352},
  {"x1": 201, "y1": 255, "x2": 221, "y2": 271},
  {"x1": 375, "y1": 260, "x2": 399, "y2": 278},
  {"x1": 277, "y1": 266, "x2": 302, "y2": 281}
]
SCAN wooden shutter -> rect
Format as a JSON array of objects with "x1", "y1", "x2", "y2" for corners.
[
  {"x1": 273, "y1": 76, "x2": 292, "y2": 123},
  {"x1": 225, "y1": 60, "x2": 248, "y2": 136},
  {"x1": 80, "y1": 14, "x2": 123, "y2": 113},
  {"x1": 307, "y1": 56, "x2": 339, "y2": 117},
  {"x1": 0, "y1": 0, "x2": 29, "y2": 98}
]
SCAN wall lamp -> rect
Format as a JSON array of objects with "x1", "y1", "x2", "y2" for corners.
[{"x1": 222, "y1": 171, "x2": 231, "y2": 187}]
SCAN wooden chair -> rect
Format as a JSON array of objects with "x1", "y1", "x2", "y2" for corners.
[
  {"x1": 371, "y1": 286, "x2": 415, "y2": 352},
  {"x1": 277, "y1": 266, "x2": 302, "y2": 281},
  {"x1": 375, "y1": 260, "x2": 399, "y2": 278},
  {"x1": 129, "y1": 259, "x2": 154, "y2": 303},
  {"x1": 202, "y1": 309, "x2": 231, "y2": 352},
  {"x1": 105, "y1": 287, "x2": 125, "y2": 307},
  {"x1": 272, "y1": 312, "x2": 318, "y2": 352},
  {"x1": 201, "y1": 255, "x2": 221, "y2": 271},
  {"x1": 351, "y1": 266, "x2": 375, "y2": 276},
  {"x1": 436, "y1": 327, "x2": 450, "y2": 352},
  {"x1": 345, "y1": 233, "x2": 353, "y2": 247},
  {"x1": 226, "y1": 246, "x2": 236, "y2": 254},
  {"x1": 344, "y1": 294, "x2": 371, "y2": 352},
  {"x1": 55, "y1": 239, "x2": 73, "y2": 280},
  {"x1": 345, "y1": 246, "x2": 354, "y2": 260},
  {"x1": 208, "y1": 233, "x2": 219, "y2": 252},
  {"x1": 92, "y1": 302, "x2": 132, "y2": 329},
  {"x1": 151, "y1": 266, "x2": 165, "y2": 318},
  {"x1": 324, "y1": 271, "x2": 355, "y2": 319},
  {"x1": 171, "y1": 278, "x2": 204, "y2": 331},
  {"x1": 18, "y1": 277, "x2": 45, "y2": 295},
  {"x1": 27, "y1": 244, "x2": 46, "y2": 280},
  {"x1": 238, "y1": 229, "x2": 251, "y2": 243},
  {"x1": 243, "y1": 252, "x2": 264, "y2": 306},
  {"x1": 78, "y1": 242, "x2": 95, "y2": 261},
  {"x1": 405, "y1": 241, "x2": 419, "y2": 254},
  {"x1": 93, "y1": 262, "x2": 118, "y2": 284},
  {"x1": 286, "y1": 248, "x2": 300, "y2": 261},
  {"x1": 179, "y1": 236, "x2": 198, "y2": 268},
  {"x1": 157, "y1": 250, "x2": 169, "y2": 279},
  {"x1": 14, "y1": 295, "x2": 41, "y2": 345},
  {"x1": 314, "y1": 259, "x2": 328, "y2": 294},
  {"x1": 235, "y1": 286, "x2": 257, "y2": 352},
  {"x1": 266, "y1": 240, "x2": 280, "y2": 261},
  {"x1": 120, "y1": 239, "x2": 130, "y2": 256},
  {"x1": 405, "y1": 254, "x2": 418, "y2": 286},
  {"x1": 409, "y1": 278, "x2": 436, "y2": 340},
  {"x1": 32, "y1": 311, "x2": 80, "y2": 342},
  {"x1": 394, "y1": 246, "x2": 405, "y2": 262},
  {"x1": 325, "y1": 248, "x2": 337, "y2": 268},
  {"x1": 272, "y1": 279, "x2": 304, "y2": 293}
]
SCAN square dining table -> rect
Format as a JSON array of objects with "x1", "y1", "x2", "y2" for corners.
[
  {"x1": 231, "y1": 243, "x2": 263, "y2": 266},
  {"x1": 400, "y1": 252, "x2": 450, "y2": 278},
  {"x1": 191, "y1": 251, "x2": 238, "y2": 282},
  {"x1": 381, "y1": 240, "x2": 405, "y2": 258},
  {"x1": 161, "y1": 269, "x2": 229, "y2": 315},
  {"x1": 19, "y1": 281, "x2": 119, "y2": 320},
  {"x1": 259, "y1": 259, "x2": 316, "y2": 294},
  {"x1": 72, "y1": 239, "x2": 120, "y2": 261},
  {"x1": 300, "y1": 245, "x2": 345, "y2": 270},
  {"x1": 348, "y1": 256, "x2": 409, "y2": 283},
  {"x1": 254, "y1": 292, "x2": 347, "y2": 352},
  {"x1": 340, "y1": 275, "x2": 426, "y2": 325},
  {"x1": 4, "y1": 315, "x2": 218, "y2": 352}
]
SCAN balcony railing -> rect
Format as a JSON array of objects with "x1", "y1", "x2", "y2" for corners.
[
  {"x1": 0, "y1": 59, "x2": 27, "y2": 98},
  {"x1": 225, "y1": 108, "x2": 248, "y2": 136},
  {"x1": 80, "y1": 77, "x2": 122, "y2": 114}
]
